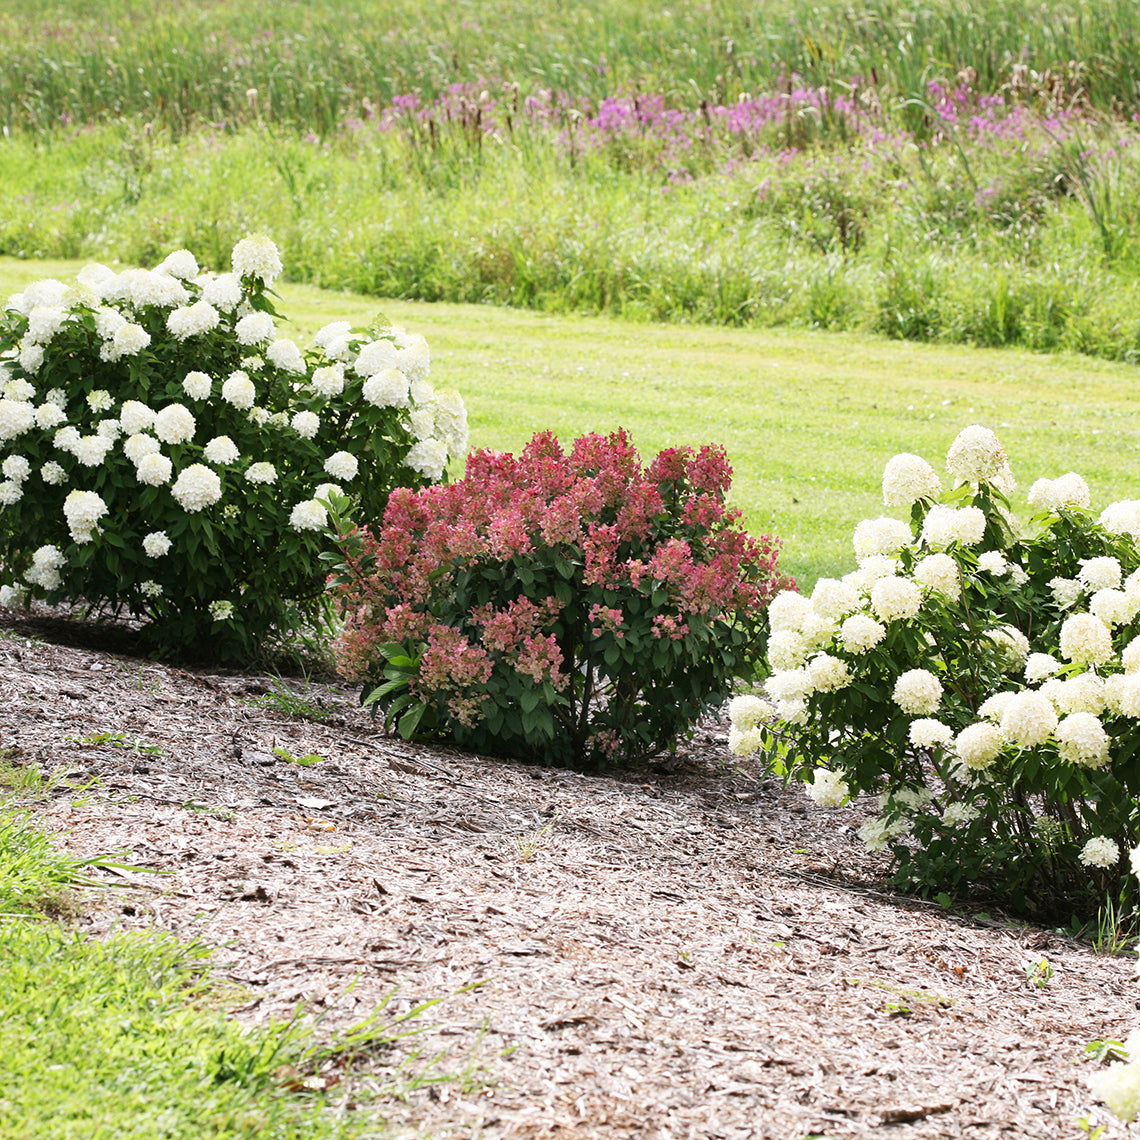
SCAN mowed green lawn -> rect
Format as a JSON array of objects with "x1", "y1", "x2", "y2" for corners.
[{"x1": 3, "y1": 258, "x2": 1137, "y2": 589}]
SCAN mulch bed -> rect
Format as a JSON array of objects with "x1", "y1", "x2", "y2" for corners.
[{"x1": 3, "y1": 604, "x2": 1138, "y2": 1138}]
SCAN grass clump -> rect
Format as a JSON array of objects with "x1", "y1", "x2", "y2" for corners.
[
  {"x1": 0, "y1": 783, "x2": 472, "y2": 1138},
  {"x1": 0, "y1": 926, "x2": 338, "y2": 1139},
  {"x1": 0, "y1": 806, "x2": 109, "y2": 917},
  {"x1": 0, "y1": 915, "x2": 477, "y2": 1139},
  {"x1": 250, "y1": 673, "x2": 333, "y2": 722}
]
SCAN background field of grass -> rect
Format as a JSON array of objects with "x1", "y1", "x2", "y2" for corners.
[
  {"x1": 5, "y1": 0, "x2": 1140, "y2": 361},
  {"x1": 3, "y1": 0, "x2": 1139, "y2": 590},
  {"x1": 4, "y1": 257, "x2": 1131, "y2": 590}
]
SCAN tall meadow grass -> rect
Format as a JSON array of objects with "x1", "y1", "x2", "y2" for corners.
[{"x1": 4, "y1": 0, "x2": 1139, "y2": 136}]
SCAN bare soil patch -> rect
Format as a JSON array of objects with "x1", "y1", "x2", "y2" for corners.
[{"x1": 3, "y1": 607, "x2": 1138, "y2": 1139}]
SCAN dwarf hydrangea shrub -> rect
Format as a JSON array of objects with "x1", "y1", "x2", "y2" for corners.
[
  {"x1": 330, "y1": 430, "x2": 791, "y2": 769},
  {"x1": 0, "y1": 237, "x2": 467, "y2": 658},
  {"x1": 733, "y1": 424, "x2": 1140, "y2": 923}
]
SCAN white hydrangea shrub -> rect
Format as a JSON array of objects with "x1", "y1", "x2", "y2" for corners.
[
  {"x1": 733, "y1": 424, "x2": 1140, "y2": 924},
  {"x1": 0, "y1": 237, "x2": 468, "y2": 659}
]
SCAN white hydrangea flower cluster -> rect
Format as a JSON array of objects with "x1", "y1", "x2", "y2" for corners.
[
  {"x1": 985, "y1": 625, "x2": 1030, "y2": 671},
  {"x1": 945, "y1": 424, "x2": 1012, "y2": 486},
  {"x1": 1100, "y1": 500, "x2": 1140, "y2": 539},
  {"x1": 291, "y1": 411, "x2": 320, "y2": 440},
  {"x1": 310, "y1": 364, "x2": 345, "y2": 398},
  {"x1": 807, "y1": 653, "x2": 850, "y2": 693},
  {"x1": 235, "y1": 312, "x2": 275, "y2": 346},
  {"x1": 954, "y1": 721, "x2": 1005, "y2": 769},
  {"x1": 764, "y1": 667, "x2": 813, "y2": 725},
  {"x1": 289, "y1": 499, "x2": 328, "y2": 532},
  {"x1": 976, "y1": 550, "x2": 1008, "y2": 576},
  {"x1": 1079, "y1": 835, "x2": 1120, "y2": 869},
  {"x1": 941, "y1": 801, "x2": 981, "y2": 827},
  {"x1": 1027, "y1": 472, "x2": 1090, "y2": 512},
  {"x1": 853, "y1": 516, "x2": 911, "y2": 559},
  {"x1": 2, "y1": 455, "x2": 30, "y2": 482},
  {"x1": 155, "y1": 249, "x2": 199, "y2": 279},
  {"x1": 837, "y1": 613, "x2": 886, "y2": 654},
  {"x1": 34, "y1": 403, "x2": 66, "y2": 431},
  {"x1": 167, "y1": 301, "x2": 220, "y2": 340},
  {"x1": 766, "y1": 630, "x2": 808, "y2": 671},
  {"x1": 231, "y1": 235, "x2": 284, "y2": 285},
  {"x1": 805, "y1": 767, "x2": 849, "y2": 807},
  {"x1": 892, "y1": 669, "x2": 942, "y2": 715},
  {"x1": 25, "y1": 544, "x2": 65, "y2": 590},
  {"x1": 1080, "y1": 556, "x2": 1123, "y2": 592},
  {"x1": 1091, "y1": 587, "x2": 1139, "y2": 628},
  {"x1": 810, "y1": 578, "x2": 860, "y2": 621},
  {"x1": 40, "y1": 460, "x2": 66, "y2": 485},
  {"x1": 1056, "y1": 712, "x2": 1111, "y2": 767},
  {"x1": 267, "y1": 339, "x2": 306, "y2": 374},
  {"x1": 881, "y1": 452, "x2": 941, "y2": 507},
  {"x1": 72, "y1": 434, "x2": 114, "y2": 467},
  {"x1": 101, "y1": 322, "x2": 152, "y2": 363},
  {"x1": 120, "y1": 400, "x2": 155, "y2": 434},
  {"x1": 204, "y1": 436, "x2": 241, "y2": 465},
  {"x1": 1089, "y1": 1031, "x2": 1140, "y2": 1124},
  {"x1": 0, "y1": 397, "x2": 36, "y2": 441},
  {"x1": 999, "y1": 690, "x2": 1058, "y2": 747},
  {"x1": 870, "y1": 575, "x2": 922, "y2": 622},
  {"x1": 244, "y1": 461, "x2": 277, "y2": 485},
  {"x1": 857, "y1": 814, "x2": 911, "y2": 853},
  {"x1": 123, "y1": 432, "x2": 160, "y2": 463},
  {"x1": 62, "y1": 489, "x2": 108, "y2": 543},
  {"x1": 404, "y1": 438, "x2": 450, "y2": 482},
  {"x1": 1053, "y1": 673, "x2": 1105, "y2": 715},
  {"x1": 222, "y1": 370, "x2": 257, "y2": 409},
  {"x1": 362, "y1": 368, "x2": 410, "y2": 409},
  {"x1": 171, "y1": 464, "x2": 222, "y2": 512},
  {"x1": 920, "y1": 504, "x2": 986, "y2": 549},
  {"x1": 154, "y1": 404, "x2": 196, "y2": 445},
  {"x1": 0, "y1": 583, "x2": 27, "y2": 607},
  {"x1": 182, "y1": 371, "x2": 212, "y2": 400},
  {"x1": 142, "y1": 531, "x2": 171, "y2": 558},
  {"x1": 304, "y1": 317, "x2": 465, "y2": 491},
  {"x1": 909, "y1": 718, "x2": 954, "y2": 748},
  {"x1": 1060, "y1": 612, "x2": 1114, "y2": 665},
  {"x1": 136, "y1": 452, "x2": 173, "y2": 486},
  {"x1": 725, "y1": 693, "x2": 768, "y2": 756},
  {"x1": 913, "y1": 552, "x2": 960, "y2": 598},
  {"x1": 1048, "y1": 575, "x2": 1083, "y2": 609},
  {"x1": 323, "y1": 451, "x2": 358, "y2": 481}
]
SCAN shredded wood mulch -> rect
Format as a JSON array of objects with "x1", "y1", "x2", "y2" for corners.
[{"x1": 4, "y1": 606, "x2": 1140, "y2": 1139}]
